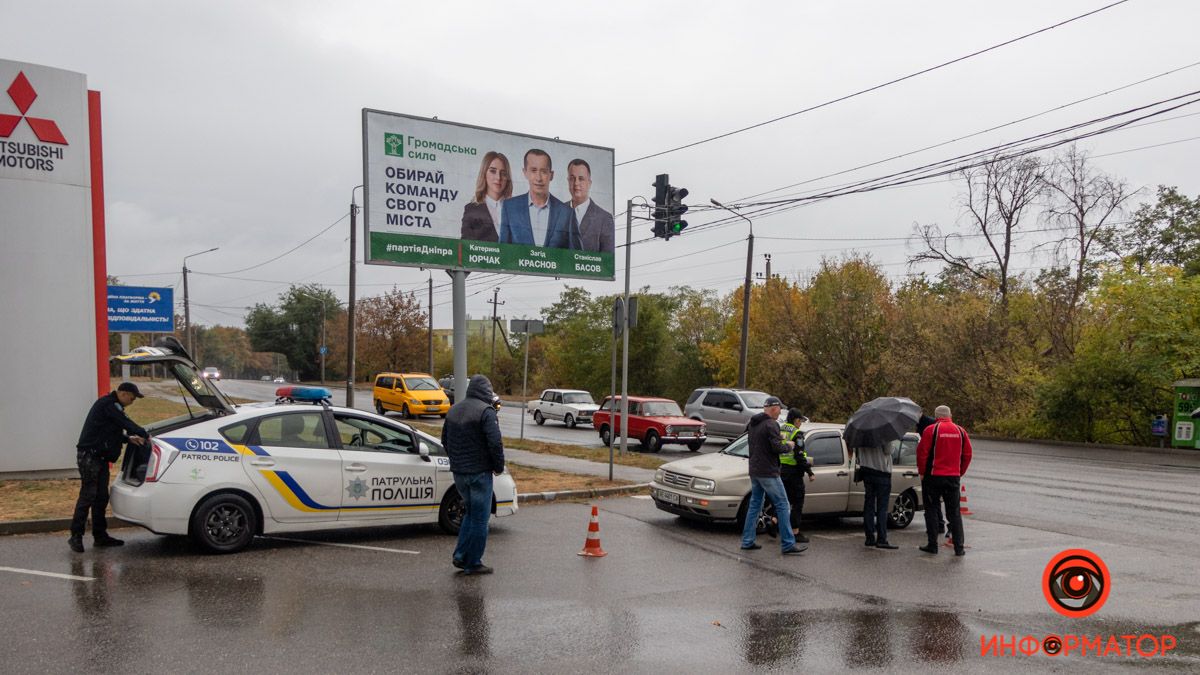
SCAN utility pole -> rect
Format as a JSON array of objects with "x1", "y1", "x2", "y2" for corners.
[
  {"x1": 319, "y1": 298, "x2": 326, "y2": 385},
  {"x1": 428, "y1": 274, "x2": 434, "y2": 376},
  {"x1": 711, "y1": 199, "x2": 753, "y2": 388},
  {"x1": 346, "y1": 186, "x2": 361, "y2": 407},
  {"x1": 182, "y1": 247, "x2": 219, "y2": 359},
  {"x1": 620, "y1": 199, "x2": 632, "y2": 457},
  {"x1": 764, "y1": 253, "x2": 772, "y2": 283},
  {"x1": 488, "y1": 287, "x2": 504, "y2": 375}
]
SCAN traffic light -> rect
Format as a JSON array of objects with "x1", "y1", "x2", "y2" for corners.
[
  {"x1": 651, "y1": 174, "x2": 669, "y2": 238},
  {"x1": 664, "y1": 185, "x2": 689, "y2": 239}
]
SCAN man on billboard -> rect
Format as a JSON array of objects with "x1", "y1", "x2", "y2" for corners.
[
  {"x1": 499, "y1": 149, "x2": 580, "y2": 249},
  {"x1": 566, "y1": 158, "x2": 614, "y2": 254}
]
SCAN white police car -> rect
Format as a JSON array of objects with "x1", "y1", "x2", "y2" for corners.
[{"x1": 109, "y1": 337, "x2": 517, "y2": 553}]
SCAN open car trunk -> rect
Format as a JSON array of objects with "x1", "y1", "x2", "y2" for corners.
[{"x1": 111, "y1": 336, "x2": 237, "y2": 484}]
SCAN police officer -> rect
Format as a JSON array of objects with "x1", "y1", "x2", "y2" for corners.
[
  {"x1": 779, "y1": 408, "x2": 815, "y2": 543},
  {"x1": 69, "y1": 382, "x2": 149, "y2": 553}
]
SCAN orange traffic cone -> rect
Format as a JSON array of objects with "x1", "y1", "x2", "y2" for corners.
[
  {"x1": 959, "y1": 483, "x2": 974, "y2": 516},
  {"x1": 577, "y1": 505, "x2": 608, "y2": 557}
]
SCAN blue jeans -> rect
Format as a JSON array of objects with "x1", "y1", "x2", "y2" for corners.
[
  {"x1": 452, "y1": 472, "x2": 494, "y2": 569},
  {"x1": 862, "y1": 468, "x2": 891, "y2": 543},
  {"x1": 741, "y1": 476, "x2": 796, "y2": 552}
]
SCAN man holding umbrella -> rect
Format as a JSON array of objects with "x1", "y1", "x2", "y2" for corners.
[{"x1": 844, "y1": 396, "x2": 922, "y2": 551}]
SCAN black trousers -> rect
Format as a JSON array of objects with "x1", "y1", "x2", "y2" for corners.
[
  {"x1": 70, "y1": 451, "x2": 110, "y2": 538},
  {"x1": 922, "y1": 475, "x2": 963, "y2": 551},
  {"x1": 780, "y1": 465, "x2": 806, "y2": 530},
  {"x1": 862, "y1": 468, "x2": 891, "y2": 543}
]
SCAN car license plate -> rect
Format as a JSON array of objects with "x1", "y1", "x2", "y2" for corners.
[{"x1": 657, "y1": 489, "x2": 680, "y2": 505}]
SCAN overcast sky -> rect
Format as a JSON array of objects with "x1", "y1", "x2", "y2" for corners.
[{"x1": 7, "y1": 0, "x2": 1199, "y2": 329}]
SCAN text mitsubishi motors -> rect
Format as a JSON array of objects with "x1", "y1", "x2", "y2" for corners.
[{"x1": 362, "y1": 109, "x2": 615, "y2": 280}]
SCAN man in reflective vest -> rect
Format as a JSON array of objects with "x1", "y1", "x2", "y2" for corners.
[{"x1": 778, "y1": 408, "x2": 816, "y2": 543}]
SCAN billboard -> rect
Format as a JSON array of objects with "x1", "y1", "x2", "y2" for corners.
[
  {"x1": 107, "y1": 285, "x2": 175, "y2": 333},
  {"x1": 363, "y1": 110, "x2": 615, "y2": 280}
]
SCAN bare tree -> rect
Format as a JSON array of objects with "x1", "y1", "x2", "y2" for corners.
[
  {"x1": 1038, "y1": 145, "x2": 1134, "y2": 357},
  {"x1": 910, "y1": 154, "x2": 1044, "y2": 305}
]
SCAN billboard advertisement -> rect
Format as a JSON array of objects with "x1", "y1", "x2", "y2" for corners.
[
  {"x1": 107, "y1": 285, "x2": 175, "y2": 333},
  {"x1": 362, "y1": 110, "x2": 615, "y2": 280}
]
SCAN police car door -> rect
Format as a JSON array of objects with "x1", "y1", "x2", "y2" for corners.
[
  {"x1": 331, "y1": 412, "x2": 447, "y2": 522},
  {"x1": 240, "y1": 411, "x2": 343, "y2": 523}
]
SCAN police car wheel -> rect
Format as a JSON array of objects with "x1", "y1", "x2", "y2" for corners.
[
  {"x1": 438, "y1": 489, "x2": 465, "y2": 535},
  {"x1": 191, "y1": 493, "x2": 256, "y2": 554},
  {"x1": 564, "y1": 414, "x2": 576, "y2": 429}
]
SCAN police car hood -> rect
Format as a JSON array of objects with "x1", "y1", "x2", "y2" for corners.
[{"x1": 110, "y1": 336, "x2": 236, "y2": 415}]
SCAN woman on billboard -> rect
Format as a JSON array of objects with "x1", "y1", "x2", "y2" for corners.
[{"x1": 460, "y1": 151, "x2": 513, "y2": 242}]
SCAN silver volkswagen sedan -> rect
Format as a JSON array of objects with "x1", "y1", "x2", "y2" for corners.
[{"x1": 648, "y1": 423, "x2": 922, "y2": 531}]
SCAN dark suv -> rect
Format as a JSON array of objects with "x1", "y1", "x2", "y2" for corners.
[{"x1": 683, "y1": 388, "x2": 772, "y2": 440}]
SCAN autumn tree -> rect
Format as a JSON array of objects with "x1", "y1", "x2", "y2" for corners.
[{"x1": 354, "y1": 286, "x2": 429, "y2": 378}]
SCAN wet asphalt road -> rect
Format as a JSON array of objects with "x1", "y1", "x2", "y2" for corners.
[
  {"x1": 3, "y1": 438, "x2": 1200, "y2": 672},
  {"x1": 5, "y1": 379, "x2": 1198, "y2": 671}
]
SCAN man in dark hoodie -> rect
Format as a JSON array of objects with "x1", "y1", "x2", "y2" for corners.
[
  {"x1": 740, "y1": 396, "x2": 808, "y2": 555},
  {"x1": 441, "y1": 374, "x2": 506, "y2": 575}
]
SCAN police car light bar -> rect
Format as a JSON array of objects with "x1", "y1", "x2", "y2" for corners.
[{"x1": 275, "y1": 386, "x2": 333, "y2": 405}]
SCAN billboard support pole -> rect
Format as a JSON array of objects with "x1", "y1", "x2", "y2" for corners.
[
  {"x1": 451, "y1": 270, "x2": 469, "y2": 405},
  {"x1": 347, "y1": 186, "x2": 361, "y2": 408},
  {"x1": 619, "y1": 200, "x2": 632, "y2": 458},
  {"x1": 120, "y1": 333, "x2": 130, "y2": 381}
]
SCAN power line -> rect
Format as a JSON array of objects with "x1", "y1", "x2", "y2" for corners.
[
  {"x1": 201, "y1": 213, "x2": 348, "y2": 276},
  {"x1": 616, "y1": 0, "x2": 1134, "y2": 166}
]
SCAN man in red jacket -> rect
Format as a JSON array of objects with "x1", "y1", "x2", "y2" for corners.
[{"x1": 916, "y1": 405, "x2": 972, "y2": 556}]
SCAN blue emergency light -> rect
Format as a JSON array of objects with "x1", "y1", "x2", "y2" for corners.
[{"x1": 275, "y1": 386, "x2": 332, "y2": 404}]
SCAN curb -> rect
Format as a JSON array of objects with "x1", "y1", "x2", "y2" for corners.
[
  {"x1": 0, "y1": 517, "x2": 137, "y2": 537},
  {"x1": 0, "y1": 487, "x2": 652, "y2": 536},
  {"x1": 517, "y1": 483, "x2": 650, "y2": 504},
  {"x1": 973, "y1": 434, "x2": 1198, "y2": 456}
]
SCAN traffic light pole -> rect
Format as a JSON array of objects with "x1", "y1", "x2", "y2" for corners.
[{"x1": 619, "y1": 199, "x2": 632, "y2": 459}]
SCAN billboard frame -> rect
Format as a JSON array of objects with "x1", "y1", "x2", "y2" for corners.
[{"x1": 361, "y1": 108, "x2": 616, "y2": 281}]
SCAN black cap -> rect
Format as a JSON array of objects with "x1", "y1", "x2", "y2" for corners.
[
  {"x1": 764, "y1": 395, "x2": 783, "y2": 407},
  {"x1": 117, "y1": 382, "x2": 144, "y2": 398}
]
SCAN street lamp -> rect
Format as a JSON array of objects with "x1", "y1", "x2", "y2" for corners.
[
  {"x1": 710, "y1": 199, "x2": 753, "y2": 388},
  {"x1": 182, "y1": 247, "x2": 219, "y2": 359},
  {"x1": 347, "y1": 184, "x2": 363, "y2": 406}
]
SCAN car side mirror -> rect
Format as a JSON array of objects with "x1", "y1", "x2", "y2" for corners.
[
  {"x1": 419, "y1": 441, "x2": 431, "y2": 462},
  {"x1": 731, "y1": 403, "x2": 743, "y2": 412}
]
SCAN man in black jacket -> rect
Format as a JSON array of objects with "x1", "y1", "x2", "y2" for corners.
[
  {"x1": 441, "y1": 375, "x2": 505, "y2": 575},
  {"x1": 740, "y1": 396, "x2": 807, "y2": 555},
  {"x1": 70, "y1": 382, "x2": 149, "y2": 552}
]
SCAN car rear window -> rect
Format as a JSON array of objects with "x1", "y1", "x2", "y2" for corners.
[
  {"x1": 220, "y1": 421, "x2": 251, "y2": 444},
  {"x1": 686, "y1": 389, "x2": 704, "y2": 405}
]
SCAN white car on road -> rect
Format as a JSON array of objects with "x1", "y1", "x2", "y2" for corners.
[
  {"x1": 109, "y1": 337, "x2": 518, "y2": 553},
  {"x1": 527, "y1": 388, "x2": 600, "y2": 428}
]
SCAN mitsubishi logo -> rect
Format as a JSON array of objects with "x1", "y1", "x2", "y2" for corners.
[{"x1": 0, "y1": 72, "x2": 68, "y2": 145}]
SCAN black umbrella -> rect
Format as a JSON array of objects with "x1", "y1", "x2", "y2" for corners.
[{"x1": 844, "y1": 397, "x2": 922, "y2": 448}]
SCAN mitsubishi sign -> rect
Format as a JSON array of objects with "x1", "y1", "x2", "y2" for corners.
[{"x1": 0, "y1": 59, "x2": 108, "y2": 473}]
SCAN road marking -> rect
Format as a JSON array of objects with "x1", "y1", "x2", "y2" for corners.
[
  {"x1": 261, "y1": 536, "x2": 420, "y2": 555},
  {"x1": 629, "y1": 495, "x2": 652, "y2": 500},
  {"x1": 982, "y1": 570, "x2": 1008, "y2": 577},
  {"x1": 812, "y1": 533, "x2": 860, "y2": 540},
  {"x1": 0, "y1": 566, "x2": 94, "y2": 582}
]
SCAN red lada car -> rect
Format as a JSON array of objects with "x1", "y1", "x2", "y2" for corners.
[{"x1": 592, "y1": 396, "x2": 707, "y2": 452}]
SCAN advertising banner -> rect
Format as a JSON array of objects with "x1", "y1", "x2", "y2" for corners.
[
  {"x1": 107, "y1": 285, "x2": 175, "y2": 333},
  {"x1": 363, "y1": 110, "x2": 615, "y2": 280}
]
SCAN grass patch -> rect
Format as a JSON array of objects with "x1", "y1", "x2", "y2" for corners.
[
  {"x1": 404, "y1": 420, "x2": 667, "y2": 469},
  {"x1": 507, "y1": 463, "x2": 630, "y2": 493}
]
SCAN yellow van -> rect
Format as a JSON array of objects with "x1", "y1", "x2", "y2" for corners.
[{"x1": 373, "y1": 372, "x2": 451, "y2": 418}]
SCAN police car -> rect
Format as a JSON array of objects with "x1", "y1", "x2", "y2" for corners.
[{"x1": 109, "y1": 337, "x2": 518, "y2": 554}]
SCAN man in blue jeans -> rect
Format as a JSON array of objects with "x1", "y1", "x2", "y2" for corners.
[
  {"x1": 441, "y1": 375, "x2": 506, "y2": 575},
  {"x1": 740, "y1": 396, "x2": 808, "y2": 556}
]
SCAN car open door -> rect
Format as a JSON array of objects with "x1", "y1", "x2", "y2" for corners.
[{"x1": 802, "y1": 431, "x2": 852, "y2": 514}]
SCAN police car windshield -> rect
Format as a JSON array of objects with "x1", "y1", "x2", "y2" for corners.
[{"x1": 405, "y1": 377, "x2": 440, "y2": 391}]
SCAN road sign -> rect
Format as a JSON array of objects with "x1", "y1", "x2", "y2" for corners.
[
  {"x1": 319, "y1": 345, "x2": 328, "y2": 356},
  {"x1": 510, "y1": 319, "x2": 544, "y2": 334}
]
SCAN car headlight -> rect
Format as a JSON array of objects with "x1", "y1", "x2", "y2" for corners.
[
  {"x1": 699, "y1": 425, "x2": 706, "y2": 434},
  {"x1": 692, "y1": 478, "x2": 715, "y2": 493},
  {"x1": 665, "y1": 425, "x2": 674, "y2": 434},
  {"x1": 654, "y1": 469, "x2": 664, "y2": 482}
]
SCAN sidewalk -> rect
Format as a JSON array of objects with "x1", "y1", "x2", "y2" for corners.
[{"x1": 506, "y1": 447, "x2": 655, "y2": 483}]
